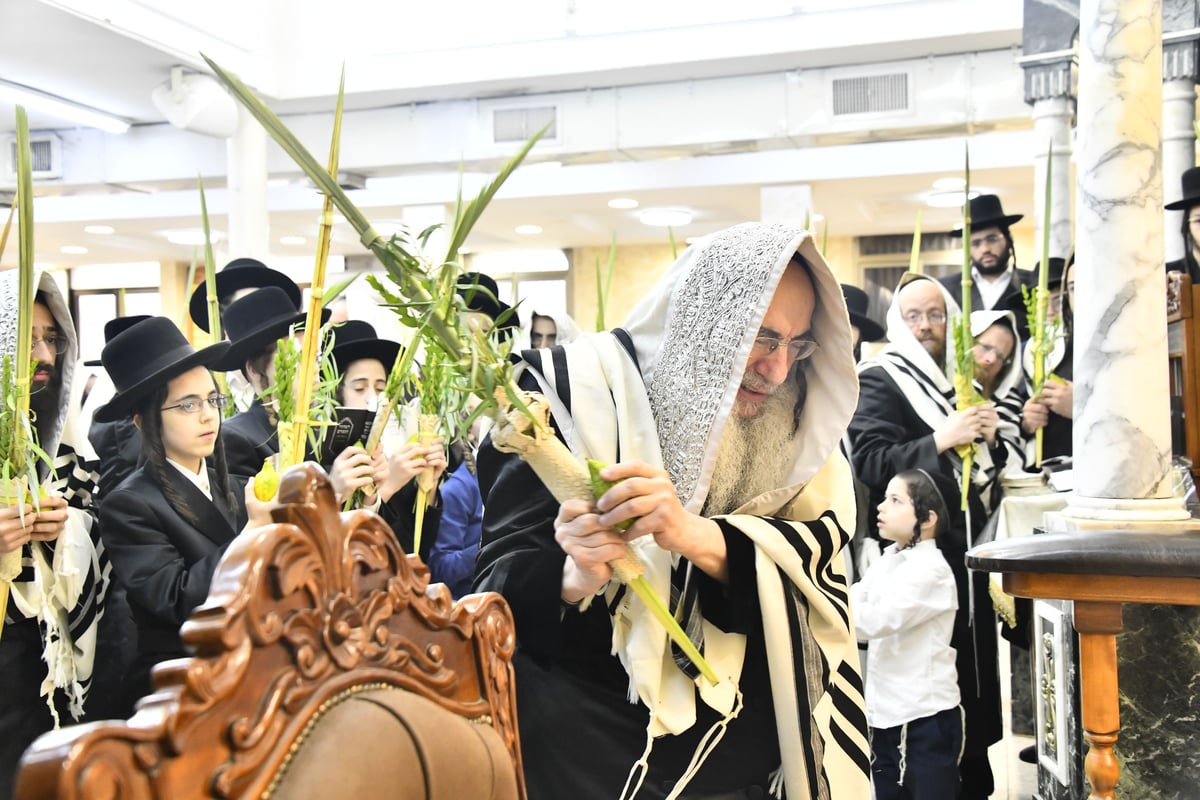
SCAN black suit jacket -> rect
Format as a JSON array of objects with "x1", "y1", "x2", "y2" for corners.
[
  {"x1": 88, "y1": 416, "x2": 143, "y2": 499},
  {"x1": 221, "y1": 401, "x2": 277, "y2": 480},
  {"x1": 98, "y1": 465, "x2": 247, "y2": 696},
  {"x1": 938, "y1": 267, "x2": 1036, "y2": 339}
]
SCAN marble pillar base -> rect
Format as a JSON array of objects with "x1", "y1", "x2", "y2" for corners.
[
  {"x1": 1113, "y1": 603, "x2": 1200, "y2": 799},
  {"x1": 1060, "y1": 494, "x2": 1190, "y2": 522}
]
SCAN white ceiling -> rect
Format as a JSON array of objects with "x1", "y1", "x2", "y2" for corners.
[{"x1": 0, "y1": 0, "x2": 1037, "y2": 270}]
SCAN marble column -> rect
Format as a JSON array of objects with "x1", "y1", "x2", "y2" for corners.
[
  {"x1": 1068, "y1": 0, "x2": 1188, "y2": 520},
  {"x1": 1031, "y1": 96, "x2": 1074, "y2": 261},
  {"x1": 225, "y1": 104, "x2": 271, "y2": 262}
]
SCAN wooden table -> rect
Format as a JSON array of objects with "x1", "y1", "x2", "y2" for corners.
[{"x1": 967, "y1": 530, "x2": 1200, "y2": 800}]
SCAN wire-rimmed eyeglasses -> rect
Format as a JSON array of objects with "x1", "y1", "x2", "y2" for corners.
[
  {"x1": 161, "y1": 394, "x2": 230, "y2": 414},
  {"x1": 751, "y1": 335, "x2": 819, "y2": 365}
]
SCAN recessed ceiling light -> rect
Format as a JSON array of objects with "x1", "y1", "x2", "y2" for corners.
[
  {"x1": 932, "y1": 177, "x2": 967, "y2": 191},
  {"x1": 280, "y1": 236, "x2": 306, "y2": 245},
  {"x1": 811, "y1": 213, "x2": 825, "y2": 223},
  {"x1": 84, "y1": 225, "x2": 114, "y2": 235},
  {"x1": 315, "y1": 213, "x2": 347, "y2": 226},
  {"x1": 608, "y1": 198, "x2": 639, "y2": 210},
  {"x1": 61, "y1": 245, "x2": 88, "y2": 255},
  {"x1": 639, "y1": 209, "x2": 692, "y2": 227},
  {"x1": 458, "y1": 246, "x2": 472, "y2": 255},
  {"x1": 515, "y1": 224, "x2": 542, "y2": 235},
  {"x1": 164, "y1": 229, "x2": 222, "y2": 245}
]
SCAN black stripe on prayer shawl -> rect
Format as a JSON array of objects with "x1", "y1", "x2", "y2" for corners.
[
  {"x1": 830, "y1": 717, "x2": 872, "y2": 779},
  {"x1": 886, "y1": 354, "x2": 957, "y2": 410},
  {"x1": 780, "y1": 568, "x2": 830, "y2": 800},
  {"x1": 763, "y1": 515, "x2": 852, "y2": 632},
  {"x1": 612, "y1": 328, "x2": 641, "y2": 373},
  {"x1": 550, "y1": 345, "x2": 570, "y2": 412},
  {"x1": 668, "y1": 560, "x2": 705, "y2": 680}
]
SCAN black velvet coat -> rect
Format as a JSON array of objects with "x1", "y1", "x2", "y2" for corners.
[
  {"x1": 221, "y1": 400, "x2": 277, "y2": 480},
  {"x1": 847, "y1": 366, "x2": 1003, "y2": 762},
  {"x1": 88, "y1": 415, "x2": 142, "y2": 498},
  {"x1": 98, "y1": 465, "x2": 247, "y2": 700},
  {"x1": 938, "y1": 268, "x2": 1037, "y2": 339}
]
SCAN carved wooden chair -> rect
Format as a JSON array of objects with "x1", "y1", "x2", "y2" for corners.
[{"x1": 16, "y1": 463, "x2": 525, "y2": 800}]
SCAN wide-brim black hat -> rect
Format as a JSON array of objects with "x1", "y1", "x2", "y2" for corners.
[
  {"x1": 1165, "y1": 166, "x2": 1200, "y2": 210},
  {"x1": 330, "y1": 320, "x2": 402, "y2": 374},
  {"x1": 94, "y1": 317, "x2": 231, "y2": 423},
  {"x1": 1033, "y1": 257, "x2": 1067, "y2": 290},
  {"x1": 212, "y1": 286, "x2": 330, "y2": 372},
  {"x1": 949, "y1": 194, "x2": 1023, "y2": 236},
  {"x1": 188, "y1": 258, "x2": 303, "y2": 333},
  {"x1": 841, "y1": 284, "x2": 885, "y2": 342},
  {"x1": 83, "y1": 314, "x2": 151, "y2": 367},
  {"x1": 457, "y1": 272, "x2": 518, "y2": 341}
]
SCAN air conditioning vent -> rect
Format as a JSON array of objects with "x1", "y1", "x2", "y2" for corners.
[
  {"x1": 4, "y1": 134, "x2": 63, "y2": 180},
  {"x1": 492, "y1": 106, "x2": 557, "y2": 143},
  {"x1": 831, "y1": 73, "x2": 910, "y2": 116}
]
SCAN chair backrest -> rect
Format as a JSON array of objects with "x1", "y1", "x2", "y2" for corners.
[{"x1": 16, "y1": 463, "x2": 525, "y2": 800}]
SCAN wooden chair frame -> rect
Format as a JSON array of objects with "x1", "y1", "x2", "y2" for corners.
[{"x1": 17, "y1": 463, "x2": 525, "y2": 799}]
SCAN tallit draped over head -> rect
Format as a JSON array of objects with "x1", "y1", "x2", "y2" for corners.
[
  {"x1": 622, "y1": 222, "x2": 859, "y2": 515},
  {"x1": 0, "y1": 269, "x2": 104, "y2": 724},
  {"x1": 515, "y1": 222, "x2": 870, "y2": 798},
  {"x1": 0, "y1": 270, "x2": 79, "y2": 462}
]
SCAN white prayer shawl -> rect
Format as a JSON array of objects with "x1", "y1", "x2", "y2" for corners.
[
  {"x1": 513, "y1": 308, "x2": 582, "y2": 351},
  {"x1": 858, "y1": 275, "x2": 1008, "y2": 502},
  {"x1": 0, "y1": 270, "x2": 104, "y2": 723},
  {"x1": 970, "y1": 309, "x2": 1026, "y2": 474},
  {"x1": 519, "y1": 223, "x2": 870, "y2": 798}
]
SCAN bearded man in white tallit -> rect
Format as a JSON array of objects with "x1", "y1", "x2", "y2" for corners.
[
  {"x1": 0, "y1": 270, "x2": 106, "y2": 800},
  {"x1": 475, "y1": 223, "x2": 870, "y2": 800},
  {"x1": 846, "y1": 273, "x2": 1005, "y2": 800}
]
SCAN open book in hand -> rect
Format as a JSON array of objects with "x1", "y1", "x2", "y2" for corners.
[{"x1": 318, "y1": 407, "x2": 377, "y2": 467}]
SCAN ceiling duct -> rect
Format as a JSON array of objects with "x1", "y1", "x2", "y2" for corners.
[
  {"x1": 4, "y1": 133, "x2": 62, "y2": 180},
  {"x1": 831, "y1": 72, "x2": 910, "y2": 116},
  {"x1": 492, "y1": 106, "x2": 558, "y2": 143}
]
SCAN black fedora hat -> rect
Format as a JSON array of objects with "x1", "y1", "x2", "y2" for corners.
[
  {"x1": 841, "y1": 284, "x2": 885, "y2": 342},
  {"x1": 83, "y1": 314, "x2": 151, "y2": 367},
  {"x1": 1033, "y1": 258, "x2": 1067, "y2": 290},
  {"x1": 330, "y1": 320, "x2": 402, "y2": 375},
  {"x1": 457, "y1": 272, "x2": 518, "y2": 341},
  {"x1": 94, "y1": 317, "x2": 231, "y2": 423},
  {"x1": 949, "y1": 194, "x2": 1024, "y2": 236},
  {"x1": 1165, "y1": 166, "x2": 1200, "y2": 211},
  {"x1": 188, "y1": 258, "x2": 303, "y2": 333},
  {"x1": 212, "y1": 286, "x2": 330, "y2": 372}
]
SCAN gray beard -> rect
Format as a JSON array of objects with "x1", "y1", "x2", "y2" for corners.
[{"x1": 702, "y1": 377, "x2": 801, "y2": 516}]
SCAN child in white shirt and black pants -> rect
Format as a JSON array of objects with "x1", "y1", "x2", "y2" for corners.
[{"x1": 851, "y1": 468, "x2": 963, "y2": 800}]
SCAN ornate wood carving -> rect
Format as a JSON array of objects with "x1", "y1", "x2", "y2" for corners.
[{"x1": 16, "y1": 463, "x2": 525, "y2": 800}]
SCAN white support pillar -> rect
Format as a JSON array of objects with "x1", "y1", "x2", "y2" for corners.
[
  {"x1": 1031, "y1": 96, "x2": 1074, "y2": 261},
  {"x1": 1067, "y1": 0, "x2": 1188, "y2": 520},
  {"x1": 225, "y1": 104, "x2": 270, "y2": 264},
  {"x1": 1163, "y1": 77, "x2": 1198, "y2": 263}
]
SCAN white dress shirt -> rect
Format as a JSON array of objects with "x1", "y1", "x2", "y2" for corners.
[
  {"x1": 850, "y1": 539, "x2": 960, "y2": 729},
  {"x1": 167, "y1": 457, "x2": 212, "y2": 501},
  {"x1": 973, "y1": 265, "x2": 1013, "y2": 311}
]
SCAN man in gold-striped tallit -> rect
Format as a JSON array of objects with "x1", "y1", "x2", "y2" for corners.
[{"x1": 476, "y1": 222, "x2": 870, "y2": 800}]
